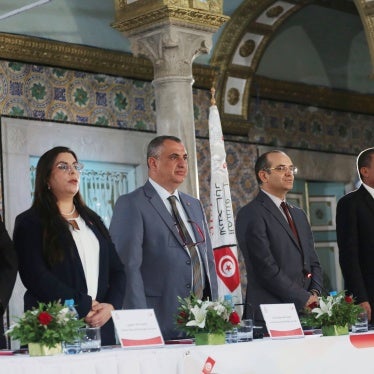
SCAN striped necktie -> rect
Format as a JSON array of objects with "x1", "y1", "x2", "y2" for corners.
[{"x1": 168, "y1": 195, "x2": 203, "y2": 299}]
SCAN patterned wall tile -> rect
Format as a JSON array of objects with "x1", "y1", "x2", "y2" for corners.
[
  {"x1": 197, "y1": 138, "x2": 258, "y2": 218},
  {"x1": 247, "y1": 99, "x2": 374, "y2": 154},
  {"x1": 0, "y1": 61, "x2": 157, "y2": 131}
]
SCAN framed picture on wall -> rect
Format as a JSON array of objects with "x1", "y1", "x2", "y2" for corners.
[
  {"x1": 309, "y1": 196, "x2": 336, "y2": 231},
  {"x1": 287, "y1": 193, "x2": 303, "y2": 209},
  {"x1": 315, "y1": 242, "x2": 343, "y2": 292}
]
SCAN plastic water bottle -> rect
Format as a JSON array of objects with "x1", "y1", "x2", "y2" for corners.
[
  {"x1": 63, "y1": 299, "x2": 81, "y2": 354},
  {"x1": 224, "y1": 294, "x2": 238, "y2": 343}
]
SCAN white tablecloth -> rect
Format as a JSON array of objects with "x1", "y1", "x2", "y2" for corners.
[{"x1": 1, "y1": 334, "x2": 373, "y2": 374}]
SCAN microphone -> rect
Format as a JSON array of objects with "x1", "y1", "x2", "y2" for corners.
[{"x1": 305, "y1": 271, "x2": 329, "y2": 296}]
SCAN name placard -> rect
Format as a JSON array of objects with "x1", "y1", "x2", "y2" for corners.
[
  {"x1": 260, "y1": 303, "x2": 304, "y2": 339},
  {"x1": 111, "y1": 309, "x2": 164, "y2": 348}
]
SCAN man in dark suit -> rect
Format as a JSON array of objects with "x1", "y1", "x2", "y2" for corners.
[
  {"x1": 336, "y1": 147, "x2": 374, "y2": 323},
  {"x1": 109, "y1": 135, "x2": 218, "y2": 340},
  {"x1": 236, "y1": 150, "x2": 322, "y2": 325},
  {"x1": 0, "y1": 216, "x2": 17, "y2": 348}
]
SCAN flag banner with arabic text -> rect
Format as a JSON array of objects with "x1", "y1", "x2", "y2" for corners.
[{"x1": 208, "y1": 104, "x2": 242, "y2": 306}]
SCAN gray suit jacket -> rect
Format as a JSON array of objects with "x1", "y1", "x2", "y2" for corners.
[
  {"x1": 109, "y1": 180, "x2": 218, "y2": 340},
  {"x1": 235, "y1": 190, "x2": 322, "y2": 323}
]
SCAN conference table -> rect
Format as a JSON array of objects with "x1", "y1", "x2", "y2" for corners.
[{"x1": 1, "y1": 333, "x2": 373, "y2": 374}]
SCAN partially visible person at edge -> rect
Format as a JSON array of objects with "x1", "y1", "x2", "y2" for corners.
[
  {"x1": 235, "y1": 150, "x2": 322, "y2": 327},
  {"x1": 336, "y1": 147, "x2": 374, "y2": 323},
  {"x1": 13, "y1": 146, "x2": 125, "y2": 345},
  {"x1": 109, "y1": 135, "x2": 218, "y2": 340},
  {"x1": 0, "y1": 216, "x2": 17, "y2": 348}
]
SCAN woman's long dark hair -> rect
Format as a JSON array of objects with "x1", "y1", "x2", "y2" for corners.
[{"x1": 32, "y1": 146, "x2": 110, "y2": 267}]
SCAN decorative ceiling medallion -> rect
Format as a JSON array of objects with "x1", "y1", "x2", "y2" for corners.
[
  {"x1": 266, "y1": 5, "x2": 284, "y2": 18},
  {"x1": 239, "y1": 39, "x2": 256, "y2": 57},
  {"x1": 227, "y1": 88, "x2": 240, "y2": 106}
]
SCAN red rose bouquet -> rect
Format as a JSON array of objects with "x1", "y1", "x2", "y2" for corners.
[
  {"x1": 176, "y1": 294, "x2": 241, "y2": 335},
  {"x1": 6, "y1": 301, "x2": 84, "y2": 348}
]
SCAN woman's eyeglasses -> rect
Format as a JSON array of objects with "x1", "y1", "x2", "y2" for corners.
[{"x1": 56, "y1": 162, "x2": 84, "y2": 173}]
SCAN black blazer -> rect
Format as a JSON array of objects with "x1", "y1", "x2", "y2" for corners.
[
  {"x1": 13, "y1": 207, "x2": 125, "y2": 345},
  {"x1": 0, "y1": 217, "x2": 17, "y2": 348},
  {"x1": 337, "y1": 185, "x2": 374, "y2": 320}
]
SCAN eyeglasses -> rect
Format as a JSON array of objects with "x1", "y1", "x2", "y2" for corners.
[
  {"x1": 174, "y1": 220, "x2": 206, "y2": 247},
  {"x1": 264, "y1": 165, "x2": 298, "y2": 174},
  {"x1": 56, "y1": 161, "x2": 84, "y2": 173}
]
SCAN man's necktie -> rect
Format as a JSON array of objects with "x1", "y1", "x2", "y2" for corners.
[
  {"x1": 280, "y1": 201, "x2": 300, "y2": 246},
  {"x1": 168, "y1": 195, "x2": 203, "y2": 299}
]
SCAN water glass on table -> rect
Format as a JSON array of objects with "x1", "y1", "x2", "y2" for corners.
[
  {"x1": 80, "y1": 327, "x2": 101, "y2": 352},
  {"x1": 63, "y1": 338, "x2": 81, "y2": 355},
  {"x1": 225, "y1": 327, "x2": 238, "y2": 343},
  {"x1": 238, "y1": 319, "x2": 253, "y2": 342},
  {"x1": 351, "y1": 310, "x2": 368, "y2": 333}
]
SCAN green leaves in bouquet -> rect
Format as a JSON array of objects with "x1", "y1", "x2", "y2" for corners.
[
  {"x1": 300, "y1": 291, "x2": 363, "y2": 328},
  {"x1": 175, "y1": 294, "x2": 240, "y2": 336},
  {"x1": 6, "y1": 300, "x2": 85, "y2": 348}
]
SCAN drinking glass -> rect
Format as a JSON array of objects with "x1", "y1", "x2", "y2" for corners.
[
  {"x1": 238, "y1": 319, "x2": 253, "y2": 342},
  {"x1": 80, "y1": 327, "x2": 101, "y2": 352},
  {"x1": 351, "y1": 310, "x2": 368, "y2": 333}
]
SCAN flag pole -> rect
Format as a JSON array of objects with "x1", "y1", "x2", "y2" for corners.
[{"x1": 208, "y1": 85, "x2": 243, "y2": 316}]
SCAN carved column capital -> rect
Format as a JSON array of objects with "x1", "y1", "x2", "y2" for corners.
[{"x1": 129, "y1": 25, "x2": 211, "y2": 78}]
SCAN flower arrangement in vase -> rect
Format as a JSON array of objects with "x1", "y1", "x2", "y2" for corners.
[
  {"x1": 176, "y1": 294, "x2": 240, "y2": 345},
  {"x1": 301, "y1": 291, "x2": 362, "y2": 336},
  {"x1": 6, "y1": 300, "x2": 84, "y2": 355}
]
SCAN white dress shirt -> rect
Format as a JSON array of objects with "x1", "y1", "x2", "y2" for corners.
[
  {"x1": 362, "y1": 182, "x2": 374, "y2": 199},
  {"x1": 69, "y1": 215, "x2": 99, "y2": 300}
]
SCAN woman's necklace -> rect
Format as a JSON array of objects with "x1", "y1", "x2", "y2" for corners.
[{"x1": 61, "y1": 205, "x2": 76, "y2": 216}]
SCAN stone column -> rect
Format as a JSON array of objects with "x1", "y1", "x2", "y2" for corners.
[
  {"x1": 112, "y1": 0, "x2": 228, "y2": 197},
  {"x1": 130, "y1": 26, "x2": 211, "y2": 196}
]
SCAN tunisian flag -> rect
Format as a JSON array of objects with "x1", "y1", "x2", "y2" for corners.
[{"x1": 208, "y1": 98, "x2": 242, "y2": 306}]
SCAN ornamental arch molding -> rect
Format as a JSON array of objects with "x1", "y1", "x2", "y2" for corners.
[
  {"x1": 210, "y1": 0, "x2": 311, "y2": 134},
  {"x1": 353, "y1": 0, "x2": 374, "y2": 78},
  {"x1": 211, "y1": 0, "x2": 374, "y2": 135}
]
